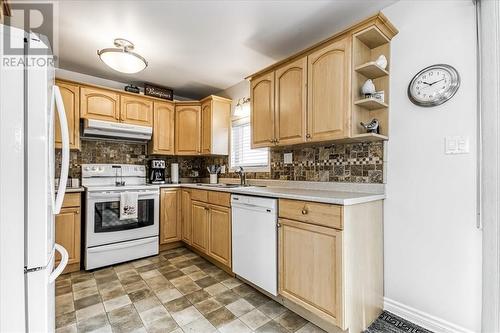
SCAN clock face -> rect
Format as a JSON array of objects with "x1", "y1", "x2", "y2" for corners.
[{"x1": 408, "y1": 64, "x2": 460, "y2": 107}]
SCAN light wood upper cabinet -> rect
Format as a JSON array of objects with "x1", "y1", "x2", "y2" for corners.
[
  {"x1": 160, "y1": 189, "x2": 181, "y2": 244},
  {"x1": 55, "y1": 80, "x2": 80, "y2": 150},
  {"x1": 150, "y1": 101, "x2": 175, "y2": 155},
  {"x1": 181, "y1": 189, "x2": 192, "y2": 244},
  {"x1": 208, "y1": 205, "x2": 231, "y2": 268},
  {"x1": 200, "y1": 96, "x2": 231, "y2": 155},
  {"x1": 307, "y1": 37, "x2": 350, "y2": 142},
  {"x1": 279, "y1": 218, "x2": 343, "y2": 327},
  {"x1": 251, "y1": 72, "x2": 275, "y2": 148},
  {"x1": 175, "y1": 104, "x2": 201, "y2": 155},
  {"x1": 120, "y1": 95, "x2": 153, "y2": 126},
  {"x1": 191, "y1": 201, "x2": 209, "y2": 252},
  {"x1": 275, "y1": 57, "x2": 307, "y2": 146},
  {"x1": 80, "y1": 86, "x2": 120, "y2": 122},
  {"x1": 201, "y1": 100, "x2": 212, "y2": 154}
]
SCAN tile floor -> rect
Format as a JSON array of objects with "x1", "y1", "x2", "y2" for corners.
[{"x1": 55, "y1": 247, "x2": 326, "y2": 333}]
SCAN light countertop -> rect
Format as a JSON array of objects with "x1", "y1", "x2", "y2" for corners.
[
  {"x1": 158, "y1": 183, "x2": 385, "y2": 206},
  {"x1": 63, "y1": 187, "x2": 85, "y2": 193}
]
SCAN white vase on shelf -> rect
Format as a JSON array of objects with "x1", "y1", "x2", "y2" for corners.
[
  {"x1": 361, "y1": 79, "x2": 376, "y2": 96},
  {"x1": 375, "y1": 54, "x2": 388, "y2": 69}
]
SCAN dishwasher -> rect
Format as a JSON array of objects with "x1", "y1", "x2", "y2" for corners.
[{"x1": 231, "y1": 194, "x2": 278, "y2": 296}]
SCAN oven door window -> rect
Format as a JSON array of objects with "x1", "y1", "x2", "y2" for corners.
[{"x1": 94, "y1": 199, "x2": 154, "y2": 232}]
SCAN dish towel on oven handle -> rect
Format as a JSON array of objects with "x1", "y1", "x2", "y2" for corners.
[{"x1": 120, "y1": 192, "x2": 139, "y2": 220}]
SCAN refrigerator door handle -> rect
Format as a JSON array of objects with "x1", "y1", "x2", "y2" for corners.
[
  {"x1": 49, "y1": 243, "x2": 68, "y2": 283},
  {"x1": 50, "y1": 85, "x2": 70, "y2": 215}
]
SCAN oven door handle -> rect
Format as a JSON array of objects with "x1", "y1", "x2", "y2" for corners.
[{"x1": 87, "y1": 238, "x2": 155, "y2": 252}]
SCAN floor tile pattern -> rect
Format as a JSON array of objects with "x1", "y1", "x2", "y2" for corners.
[{"x1": 56, "y1": 247, "x2": 326, "y2": 333}]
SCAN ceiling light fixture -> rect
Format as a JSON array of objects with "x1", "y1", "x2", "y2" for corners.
[{"x1": 97, "y1": 38, "x2": 148, "y2": 74}]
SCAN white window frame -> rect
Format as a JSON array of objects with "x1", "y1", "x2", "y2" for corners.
[{"x1": 229, "y1": 115, "x2": 270, "y2": 173}]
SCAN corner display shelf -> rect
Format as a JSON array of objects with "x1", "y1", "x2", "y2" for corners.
[
  {"x1": 354, "y1": 98, "x2": 388, "y2": 110},
  {"x1": 355, "y1": 62, "x2": 389, "y2": 79},
  {"x1": 351, "y1": 25, "x2": 392, "y2": 140}
]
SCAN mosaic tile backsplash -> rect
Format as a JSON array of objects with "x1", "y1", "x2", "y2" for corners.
[{"x1": 56, "y1": 140, "x2": 384, "y2": 184}]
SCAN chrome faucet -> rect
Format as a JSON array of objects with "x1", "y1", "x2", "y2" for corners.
[
  {"x1": 235, "y1": 166, "x2": 246, "y2": 186},
  {"x1": 113, "y1": 165, "x2": 125, "y2": 186}
]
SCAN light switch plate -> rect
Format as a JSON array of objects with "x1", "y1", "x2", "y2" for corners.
[
  {"x1": 284, "y1": 152, "x2": 293, "y2": 164},
  {"x1": 220, "y1": 165, "x2": 226, "y2": 174},
  {"x1": 445, "y1": 136, "x2": 470, "y2": 154}
]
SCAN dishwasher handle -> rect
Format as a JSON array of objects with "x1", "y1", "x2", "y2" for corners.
[{"x1": 231, "y1": 202, "x2": 276, "y2": 214}]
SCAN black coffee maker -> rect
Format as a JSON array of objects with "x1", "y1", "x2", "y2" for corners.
[{"x1": 149, "y1": 159, "x2": 166, "y2": 184}]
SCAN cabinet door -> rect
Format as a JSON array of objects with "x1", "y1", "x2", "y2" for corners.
[
  {"x1": 175, "y1": 105, "x2": 201, "y2": 155},
  {"x1": 55, "y1": 81, "x2": 80, "y2": 150},
  {"x1": 275, "y1": 57, "x2": 307, "y2": 146},
  {"x1": 191, "y1": 201, "x2": 208, "y2": 253},
  {"x1": 279, "y1": 218, "x2": 343, "y2": 327},
  {"x1": 208, "y1": 205, "x2": 231, "y2": 268},
  {"x1": 201, "y1": 100, "x2": 212, "y2": 154},
  {"x1": 80, "y1": 86, "x2": 120, "y2": 122},
  {"x1": 251, "y1": 72, "x2": 275, "y2": 148},
  {"x1": 150, "y1": 101, "x2": 175, "y2": 155},
  {"x1": 160, "y1": 189, "x2": 181, "y2": 244},
  {"x1": 181, "y1": 189, "x2": 192, "y2": 244},
  {"x1": 120, "y1": 95, "x2": 153, "y2": 126},
  {"x1": 307, "y1": 37, "x2": 350, "y2": 142},
  {"x1": 55, "y1": 207, "x2": 81, "y2": 266}
]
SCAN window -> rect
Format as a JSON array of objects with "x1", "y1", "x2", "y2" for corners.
[{"x1": 230, "y1": 117, "x2": 269, "y2": 171}]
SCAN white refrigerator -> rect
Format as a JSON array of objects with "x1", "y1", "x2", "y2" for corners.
[{"x1": 0, "y1": 25, "x2": 70, "y2": 332}]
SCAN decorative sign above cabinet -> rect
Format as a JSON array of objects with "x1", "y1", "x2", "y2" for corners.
[
  {"x1": 144, "y1": 83, "x2": 174, "y2": 100},
  {"x1": 407, "y1": 64, "x2": 460, "y2": 107}
]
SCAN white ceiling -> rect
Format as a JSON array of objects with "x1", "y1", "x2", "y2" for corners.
[{"x1": 52, "y1": 0, "x2": 396, "y2": 98}]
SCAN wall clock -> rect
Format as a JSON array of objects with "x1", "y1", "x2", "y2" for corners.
[{"x1": 408, "y1": 64, "x2": 460, "y2": 107}]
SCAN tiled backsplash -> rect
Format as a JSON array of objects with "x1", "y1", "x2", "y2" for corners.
[
  {"x1": 206, "y1": 141, "x2": 385, "y2": 183},
  {"x1": 56, "y1": 140, "x2": 385, "y2": 184}
]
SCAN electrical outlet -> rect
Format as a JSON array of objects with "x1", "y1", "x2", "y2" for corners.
[
  {"x1": 220, "y1": 165, "x2": 226, "y2": 174},
  {"x1": 445, "y1": 136, "x2": 470, "y2": 154},
  {"x1": 284, "y1": 152, "x2": 293, "y2": 164}
]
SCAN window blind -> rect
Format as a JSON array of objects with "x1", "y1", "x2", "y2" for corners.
[{"x1": 230, "y1": 120, "x2": 269, "y2": 169}]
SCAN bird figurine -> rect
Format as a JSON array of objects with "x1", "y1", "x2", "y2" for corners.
[
  {"x1": 361, "y1": 79, "x2": 376, "y2": 97},
  {"x1": 360, "y1": 119, "x2": 380, "y2": 134},
  {"x1": 375, "y1": 54, "x2": 388, "y2": 69}
]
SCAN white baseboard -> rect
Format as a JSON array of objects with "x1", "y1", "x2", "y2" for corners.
[{"x1": 383, "y1": 298, "x2": 476, "y2": 333}]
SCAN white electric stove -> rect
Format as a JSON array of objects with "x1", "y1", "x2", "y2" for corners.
[{"x1": 82, "y1": 164, "x2": 159, "y2": 270}]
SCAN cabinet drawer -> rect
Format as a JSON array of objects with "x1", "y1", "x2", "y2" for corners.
[
  {"x1": 62, "y1": 193, "x2": 81, "y2": 208},
  {"x1": 208, "y1": 191, "x2": 230, "y2": 207},
  {"x1": 279, "y1": 199, "x2": 342, "y2": 230},
  {"x1": 191, "y1": 189, "x2": 208, "y2": 202}
]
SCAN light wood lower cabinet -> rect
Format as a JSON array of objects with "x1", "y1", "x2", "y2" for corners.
[
  {"x1": 279, "y1": 218, "x2": 343, "y2": 327},
  {"x1": 160, "y1": 189, "x2": 181, "y2": 244},
  {"x1": 208, "y1": 205, "x2": 231, "y2": 267},
  {"x1": 191, "y1": 201, "x2": 209, "y2": 252},
  {"x1": 277, "y1": 199, "x2": 383, "y2": 333},
  {"x1": 181, "y1": 189, "x2": 192, "y2": 244},
  {"x1": 55, "y1": 193, "x2": 81, "y2": 274},
  {"x1": 187, "y1": 190, "x2": 232, "y2": 270}
]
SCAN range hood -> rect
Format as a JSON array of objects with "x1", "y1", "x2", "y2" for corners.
[{"x1": 83, "y1": 119, "x2": 152, "y2": 141}]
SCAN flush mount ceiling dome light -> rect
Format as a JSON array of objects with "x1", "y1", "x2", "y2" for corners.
[{"x1": 97, "y1": 38, "x2": 148, "y2": 74}]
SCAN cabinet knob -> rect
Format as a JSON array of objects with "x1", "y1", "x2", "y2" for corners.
[
  {"x1": 306, "y1": 134, "x2": 311, "y2": 139},
  {"x1": 277, "y1": 222, "x2": 281, "y2": 228},
  {"x1": 301, "y1": 209, "x2": 308, "y2": 215}
]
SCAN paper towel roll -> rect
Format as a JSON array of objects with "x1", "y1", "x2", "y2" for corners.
[{"x1": 171, "y1": 163, "x2": 179, "y2": 184}]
